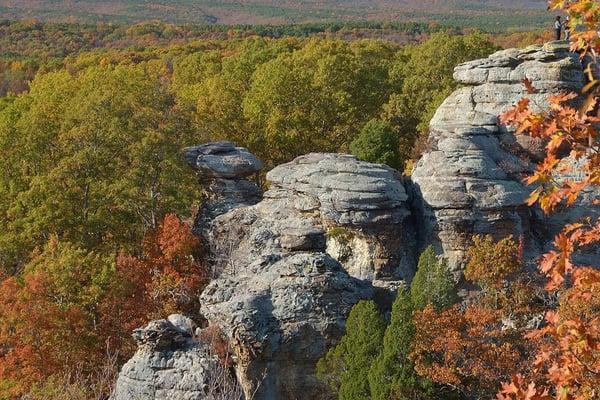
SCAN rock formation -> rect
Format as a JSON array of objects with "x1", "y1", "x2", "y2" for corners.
[
  {"x1": 185, "y1": 141, "x2": 263, "y2": 233},
  {"x1": 209, "y1": 153, "x2": 416, "y2": 281},
  {"x1": 200, "y1": 153, "x2": 413, "y2": 399},
  {"x1": 111, "y1": 315, "x2": 240, "y2": 400},
  {"x1": 411, "y1": 41, "x2": 598, "y2": 271},
  {"x1": 113, "y1": 42, "x2": 599, "y2": 400}
]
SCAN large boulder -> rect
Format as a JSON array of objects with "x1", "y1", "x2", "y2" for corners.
[
  {"x1": 111, "y1": 315, "x2": 241, "y2": 400},
  {"x1": 411, "y1": 41, "x2": 599, "y2": 271}
]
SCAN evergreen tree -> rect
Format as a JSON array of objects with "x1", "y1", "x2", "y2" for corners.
[
  {"x1": 317, "y1": 300, "x2": 386, "y2": 400},
  {"x1": 411, "y1": 245, "x2": 459, "y2": 311},
  {"x1": 368, "y1": 287, "x2": 434, "y2": 400}
]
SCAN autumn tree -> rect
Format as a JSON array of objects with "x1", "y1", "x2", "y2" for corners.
[
  {"x1": 411, "y1": 237, "x2": 535, "y2": 399},
  {"x1": 497, "y1": 1, "x2": 600, "y2": 399},
  {"x1": 0, "y1": 214, "x2": 207, "y2": 397},
  {"x1": 99, "y1": 214, "x2": 208, "y2": 356},
  {"x1": 0, "y1": 238, "x2": 113, "y2": 398}
]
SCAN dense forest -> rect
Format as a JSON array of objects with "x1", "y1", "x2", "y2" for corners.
[
  {"x1": 0, "y1": 0, "x2": 547, "y2": 28},
  {"x1": 0, "y1": 0, "x2": 597, "y2": 398}
]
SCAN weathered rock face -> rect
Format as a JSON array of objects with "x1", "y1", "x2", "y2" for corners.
[
  {"x1": 411, "y1": 41, "x2": 593, "y2": 270},
  {"x1": 185, "y1": 141, "x2": 263, "y2": 233},
  {"x1": 200, "y1": 253, "x2": 373, "y2": 400},
  {"x1": 111, "y1": 315, "x2": 235, "y2": 400},
  {"x1": 200, "y1": 153, "x2": 414, "y2": 399},
  {"x1": 210, "y1": 153, "x2": 416, "y2": 281}
]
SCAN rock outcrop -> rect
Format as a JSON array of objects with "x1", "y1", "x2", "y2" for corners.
[
  {"x1": 411, "y1": 41, "x2": 594, "y2": 270},
  {"x1": 185, "y1": 141, "x2": 263, "y2": 233},
  {"x1": 111, "y1": 315, "x2": 236, "y2": 400},
  {"x1": 209, "y1": 153, "x2": 416, "y2": 281},
  {"x1": 201, "y1": 253, "x2": 372, "y2": 400},
  {"x1": 113, "y1": 42, "x2": 599, "y2": 400},
  {"x1": 200, "y1": 153, "x2": 413, "y2": 399}
]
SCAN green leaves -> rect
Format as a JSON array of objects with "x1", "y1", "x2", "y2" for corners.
[
  {"x1": 0, "y1": 63, "x2": 199, "y2": 270},
  {"x1": 317, "y1": 300, "x2": 386, "y2": 400},
  {"x1": 411, "y1": 245, "x2": 459, "y2": 312}
]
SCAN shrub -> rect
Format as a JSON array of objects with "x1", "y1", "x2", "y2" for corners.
[{"x1": 350, "y1": 119, "x2": 402, "y2": 169}]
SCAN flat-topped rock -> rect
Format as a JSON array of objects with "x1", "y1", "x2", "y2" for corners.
[
  {"x1": 210, "y1": 153, "x2": 416, "y2": 281},
  {"x1": 185, "y1": 141, "x2": 263, "y2": 179},
  {"x1": 267, "y1": 153, "x2": 409, "y2": 226}
]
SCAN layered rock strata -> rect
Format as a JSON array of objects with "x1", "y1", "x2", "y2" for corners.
[
  {"x1": 184, "y1": 141, "x2": 263, "y2": 233},
  {"x1": 411, "y1": 41, "x2": 590, "y2": 270},
  {"x1": 200, "y1": 153, "x2": 415, "y2": 399}
]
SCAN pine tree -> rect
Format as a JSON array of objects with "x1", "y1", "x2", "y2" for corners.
[
  {"x1": 368, "y1": 287, "x2": 433, "y2": 400},
  {"x1": 410, "y1": 245, "x2": 458, "y2": 311},
  {"x1": 316, "y1": 300, "x2": 386, "y2": 400}
]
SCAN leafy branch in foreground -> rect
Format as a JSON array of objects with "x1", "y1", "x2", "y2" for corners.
[{"x1": 497, "y1": 1, "x2": 600, "y2": 398}]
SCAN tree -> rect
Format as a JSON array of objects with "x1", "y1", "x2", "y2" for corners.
[
  {"x1": 0, "y1": 214, "x2": 207, "y2": 397},
  {"x1": 412, "y1": 304, "x2": 524, "y2": 400},
  {"x1": 465, "y1": 235, "x2": 520, "y2": 292},
  {"x1": 411, "y1": 238, "x2": 535, "y2": 399},
  {"x1": 0, "y1": 238, "x2": 114, "y2": 398},
  {"x1": 382, "y1": 32, "x2": 499, "y2": 164},
  {"x1": 0, "y1": 63, "x2": 199, "y2": 271},
  {"x1": 368, "y1": 288, "x2": 434, "y2": 400},
  {"x1": 497, "y1": 1, "x2": 600, "y2": 398},
  {"x1": 317, "y1": 300, "x2": 386, "y2": 400},
  {"x1": 99, "y1": 214, "x2": 209, "y2": 356},
  {"x1": 350, "y1": 119, "x2": 402, "y2": 169},
  {"x1": 410, "y1": 245, "x2": 458, "y2": 311}
]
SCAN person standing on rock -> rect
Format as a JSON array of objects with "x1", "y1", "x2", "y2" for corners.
[
  {"x1": 564, "y1": 16, "x2": 571, "y2": 41},
  {"x1": 555, "y1": 16, "x2": 563, "y2": 40}
]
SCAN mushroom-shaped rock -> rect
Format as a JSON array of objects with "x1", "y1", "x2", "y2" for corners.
[
  {"x1": 185, "y1": 142, "x2": 264, "y2": 233},
  {"x1": 185, "y1": 141, "x2": 263, "y2": 179}
]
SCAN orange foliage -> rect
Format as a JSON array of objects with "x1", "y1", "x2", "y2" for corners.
[
  {"x1": 0, "y1": 214, "x2": 208, "y2": 398},
  {"x1": 412, "y1": 304, "x2": 525, "y2": 399},
  {"x1": 411, "y1": 236, "x2": 537, "y2": 399},
  {"x1": 0, "y1": 274, "x2": 95, "y2": 398},
  {"x1": 99, "y1": 214, "x2": 208, "y2": 355},
  {"x1": 497, "y1": 1, "x2": 600, "y2": 399}
]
